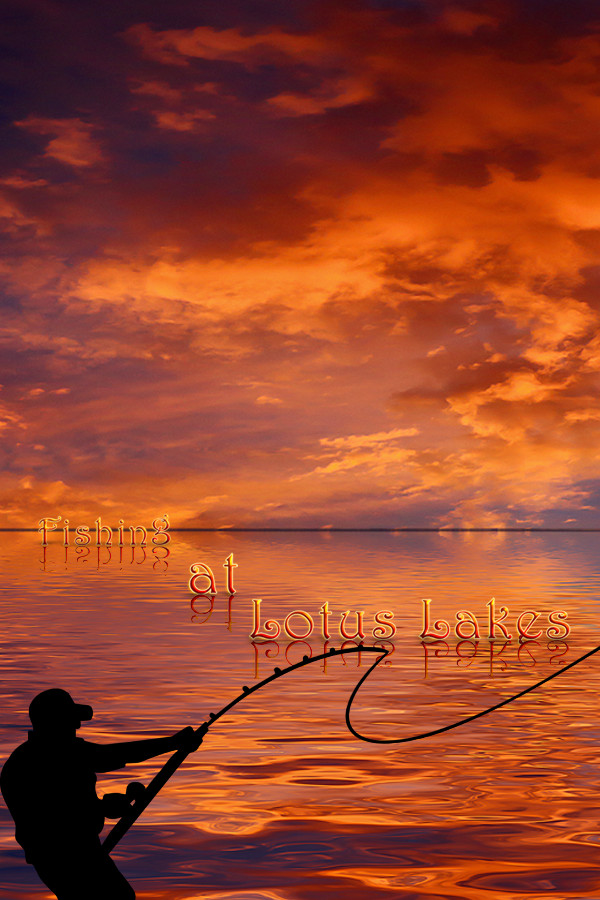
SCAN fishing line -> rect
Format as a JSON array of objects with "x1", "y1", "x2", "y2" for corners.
[{"x1": 346, "y1": 641, "x2": 600, "y2": 744}]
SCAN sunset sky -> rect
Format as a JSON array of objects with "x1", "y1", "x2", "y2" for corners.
[{"x1": 3, "y1": 0, "x2": 600, "y2": 528}]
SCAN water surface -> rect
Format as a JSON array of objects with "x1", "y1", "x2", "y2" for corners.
[{"x1": 1, "y1": 531, "x2": 600, "y2": 899}]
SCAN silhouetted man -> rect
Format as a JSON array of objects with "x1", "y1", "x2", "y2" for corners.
[{"x1": 0, "y1": 689, "x2": 198, "y2": 899}]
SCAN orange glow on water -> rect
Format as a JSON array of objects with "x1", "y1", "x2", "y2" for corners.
[{"x1": 2, "y1": 531, "x2": 600, "y2": 898}]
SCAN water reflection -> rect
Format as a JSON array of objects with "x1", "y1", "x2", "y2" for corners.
[{"x1": 2, "y1": 531, "x2": 600, "y2": 898}]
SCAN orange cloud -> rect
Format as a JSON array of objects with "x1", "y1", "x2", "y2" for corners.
[
  {"x1": 15, "y1": 117, "x2": 104, "y2": 168},
  {"x1": 126, "y1": 23, "x2": 331, "y2": 67},
  {"x1": 153, "y1": 109, "x2": 215, "y2": 131},
  {"x1": 267, "y1": 76, "x2": 374, "y2": 117}
]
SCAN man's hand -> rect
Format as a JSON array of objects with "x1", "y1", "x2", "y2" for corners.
[
  {"x1": 101, "y1": 781, "x2": 146, "y2": 818},
  {"x1": 174, "y1": 724, "x2": 207, "y2": 752},
  {"x1": 102, "y1": 792, "x2": 130, "y2": 819}
]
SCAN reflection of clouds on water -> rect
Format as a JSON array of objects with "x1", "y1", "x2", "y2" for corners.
[
  {"x1": 2, "y1": 531, "x2": 600, "y2": 898},
  {"x1": 200, "y1": 893, "x2": 288, "y2": 900}
]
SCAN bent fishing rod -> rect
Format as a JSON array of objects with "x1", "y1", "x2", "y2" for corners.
[
  {"x1": 103, "y1": 644, "x2": 385, "y2": 853},
  {"x1": 104, "y1": 639, "x2": 600, "y2": 854}
]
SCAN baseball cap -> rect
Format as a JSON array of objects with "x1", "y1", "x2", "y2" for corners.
[{"x1": 29, "y1": 689, "x2": 93, "y2": 728}]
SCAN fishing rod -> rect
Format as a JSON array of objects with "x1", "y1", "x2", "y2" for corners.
[{"x1": 102, "y1": 644, "x2": 387, "y2": 853}]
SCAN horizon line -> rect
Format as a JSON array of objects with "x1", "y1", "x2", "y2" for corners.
[{"x1": 3, "y1": 526, "x2": 600, "y2": 533}]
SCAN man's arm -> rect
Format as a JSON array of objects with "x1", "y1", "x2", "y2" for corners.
[{"x1": 91, "y1": 726, "x2": 199, "y2": 771}]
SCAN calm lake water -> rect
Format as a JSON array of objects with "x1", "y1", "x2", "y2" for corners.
[{"x1": 2, "y1": 530, "x2": 600, "y2": 899}]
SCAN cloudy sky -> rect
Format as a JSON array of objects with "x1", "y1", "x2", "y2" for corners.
[{"x1": 3, "y1": 0, "x2": 600, "y2": 527}]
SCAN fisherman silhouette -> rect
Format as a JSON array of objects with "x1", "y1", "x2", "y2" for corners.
[{"x1": 0, "y1": 688, "x2": 201, "y2": 900}]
